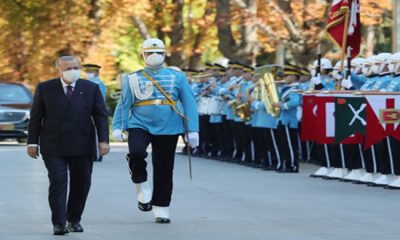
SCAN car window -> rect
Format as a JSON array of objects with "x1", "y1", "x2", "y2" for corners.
[{"x1": 0, "y1": 84, "x2": 32, "y2": 103}]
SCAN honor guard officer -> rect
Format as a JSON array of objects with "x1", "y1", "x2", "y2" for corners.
[
  {"x1": 83, "y1": 64, "x2": 107, "y2": 100},
  {"x1": 112, "y1": 38, "x2": 199, "y2": 223},
  {"x1": 83, "y1": 63, "x2": 108, "y2": 162}
]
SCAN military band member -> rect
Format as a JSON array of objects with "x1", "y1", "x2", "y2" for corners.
[
  {"x1": 249, "y1": 72, "x2": 280, "y2": 169},
  {"x1": 273, "y1": 66, "x2": 302, "y2": 173},
  {"x1": 112, "y1": 38, "x2": 199, "y2": 223}
]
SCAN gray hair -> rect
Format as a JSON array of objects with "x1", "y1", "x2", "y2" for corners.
[{"x1": 55, "y1": 56, "x2": 80, "y2": 68}]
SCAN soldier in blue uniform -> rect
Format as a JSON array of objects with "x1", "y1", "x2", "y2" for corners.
[
  {"x1": 273, "y1": 65, "x2": 302, "y2": 173},
  {"x1": 83, "y1": 64, "x2": 107, "y2": 100},
  {"x1": 112, "y1": 38, "x2": 199, "y2": 223},
  {"x1": 83, "y1": 63, "x2": 108, "y2": 162},
  {"x1": 383, "y1": 52, "x2": 400, "y2": 189},
  {"x1": 249, "y1": 71, "x2": 280, "y2": 169}
]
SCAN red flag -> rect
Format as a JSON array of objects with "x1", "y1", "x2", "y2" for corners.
[
  {"x1": 326, "y1": 0, "x2": 361, "y2": 58},
  {"x1": 365, "y1": 95, "x2": 400, "y2": 149},
  {"x1": 302, "y1": 94, "x2": 364, "y2": 144},
  {"x1": 301, "y1": 95, "x2": 317, "y2": 141}
]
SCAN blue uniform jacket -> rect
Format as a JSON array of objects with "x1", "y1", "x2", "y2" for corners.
[
  {"x1": 89, "y1": 77, "x2": 107, "y2": 100},
  {"x1": 112, "y1": 67, "x2": 199, "y2": 134},
  {"x1": 278, "y1": 83, "x2": 301, "y2": 128},
  {"x1": 250, "y1": 100, "x2": 278, "y2": 129},
  {"x1": 383, "y1": 74, "x2": 400, "y2": 91},
  {"x1": 359, "y1": 74, "x2": 380, "y2": 90},
  {"x1": 371, "y1": 73, "x2": 393, "y2": 90}
]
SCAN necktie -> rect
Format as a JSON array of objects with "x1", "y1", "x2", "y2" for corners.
[{"x1": 66, "y1": 85, "x2": 74, "y2": 99}]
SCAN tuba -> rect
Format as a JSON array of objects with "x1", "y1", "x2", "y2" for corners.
[{"x1": 255, "y1": 65, "x2": 283, "y2": 118}]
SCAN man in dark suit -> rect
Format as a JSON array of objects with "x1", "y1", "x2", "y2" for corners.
[{"x1": 27, "y1": 56, "x2": 109, "y2": 235}]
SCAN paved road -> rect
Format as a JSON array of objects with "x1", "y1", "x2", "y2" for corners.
[{"x1": 0, "y1": 142, "x2": 399, "y2": 240}]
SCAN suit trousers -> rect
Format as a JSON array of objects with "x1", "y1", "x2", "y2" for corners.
[
  {"x1": 43, "y1": 155, "x2": 93, "y2": 225},
  {"x1": 127, "y1": 128, "x2": 179, "y2": 207}
]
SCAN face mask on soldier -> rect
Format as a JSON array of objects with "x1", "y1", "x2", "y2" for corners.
[
  {"x1": 144, "y1": 53, "x2": 165, "y2": 67},
  {"x1": 86, "y1": 73, "x2": 95, "y2": 79}
]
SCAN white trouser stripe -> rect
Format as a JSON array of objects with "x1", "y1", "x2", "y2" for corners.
[
  {"x1": 358, "y1": 144, "x2": 366, "y2": 169},
  {"x1": 270, "y1": 128, "x2": 281, "y2": 168},
  {"x1": 297, "y1": 132, "x2": 302, "y2": 157},
  {"x1": 371, "y1": 145, "x2": 377, "y2": 173},
  {"x1": 285, "y1": 126, "x2": 295, "y2": 168},
  {"x1": 306, "y1": 141, "x2": 311, "y2": 161},
  {"x1": 339, "y1": 144, "x2": 346, "y2": 168},
  {"x1": 324, "y1": 144, "x2": 331, "y2": 168},
  {"x1": 387, "y1": 137, "x2": 395, "y2": 174}
]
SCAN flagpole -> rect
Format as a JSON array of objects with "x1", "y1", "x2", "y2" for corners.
[{"x1": 338, "y1": 6, "x2": 351, "y2": 89}]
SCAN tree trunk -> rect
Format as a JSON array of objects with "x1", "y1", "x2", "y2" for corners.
[
  {"x1": 365, "y1": 25, "x2": 375, "y2": 56},
  {"x1": 215, "y1": 0, "x2": 258, "y2": 64},
  {"x1": 165, "y1": 0, "x2": 185, "y2": 67}
]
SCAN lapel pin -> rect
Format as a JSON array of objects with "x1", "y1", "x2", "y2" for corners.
[{"x1": 80, "y1": 92, "x2": 83, "y2": 95}]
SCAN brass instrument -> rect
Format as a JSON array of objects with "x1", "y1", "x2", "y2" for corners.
[
  {"x1": 255, "y1": 65, "x2": 283, "y2": 118},
  {"x1": 191, "y1": 73, "x2": 214, "y2": 82},
  {"x1": 236, "y1": 84, "x2": 255, "y2": 121}
]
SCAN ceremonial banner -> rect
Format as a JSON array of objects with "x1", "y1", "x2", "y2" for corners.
[
  {"x1": 334, "y1": 96, "x2": 366, "y2": 142},
  {"x1": 326, "y1": 0, "x2": 361, "y2": 58},
  {"x1": 364, "y1": 95, "x2": 400, "y2": 148}
]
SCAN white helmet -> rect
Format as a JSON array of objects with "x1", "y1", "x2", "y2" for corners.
[
  {"x1": 142, "y1": 38, "x2": 166, "y2": 53},
  {"x1": 361, "y1": 55, "x2": 376, "y2": 76},
  {"x1": 389, "y1": 52, "x2": 400, "y2": 73},
  {"x1": 372, "y1": 53, "x2": 391, "y2": 74},
  {"x1": 333, "y1": 61, "x2": 342, "y2": 70},
  {"x1": 312, "y1": 58, "x2": 333, "y2": 70},
  {"x1": 351, "y1": 57, "x2": 365, "y2": 68},
  {"x1": 141, "y1": 38, "x2": 166, "y2": 67},
  {"x1": 331, "y1": 61, "x2": 343, "y2": 80}
]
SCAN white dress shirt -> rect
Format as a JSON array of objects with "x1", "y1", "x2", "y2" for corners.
[{"x1": 60, "y1": 78, "x2": 76, "y2": 95}]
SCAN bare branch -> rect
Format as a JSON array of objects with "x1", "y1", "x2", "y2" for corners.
[
  {"x1": 132, "y1": 16, "x2": 151, "y2": 39},
  {"x1": 232, "y1": 0, "x2": 247, "y2": 9}
]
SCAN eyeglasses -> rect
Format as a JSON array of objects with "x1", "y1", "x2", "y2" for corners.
[{"x1": 144, "y1": 52, "x2": 165, "y2": 56}]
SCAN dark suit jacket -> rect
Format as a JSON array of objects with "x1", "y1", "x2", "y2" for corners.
[{"x1": 28, "y1": 78, "x2": 109, "y2": 157}]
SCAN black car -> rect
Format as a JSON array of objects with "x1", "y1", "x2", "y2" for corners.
[{"x1": 0, "y1": 82, "x2": 32, "y2": 143}]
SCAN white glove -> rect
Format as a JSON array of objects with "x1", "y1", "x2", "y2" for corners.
[
  {"x1": 112, "y1": 129, "x2": 127, "y2": 142},
  {"x1": 185, "y1": 132, "x2": 199, "y2": 148},
  {"x1": 333, "y1": 72, "x2": 343, "y2": 80},
  {"x1": 341, "y1": 76, "x2": 353, "y2": 89},
  {"x1": 310, "y1": 75, "x2": 322, "y2": 85}
]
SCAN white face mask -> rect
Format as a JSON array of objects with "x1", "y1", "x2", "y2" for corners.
[
  {"x1": 362, "y1": 66, "x2": 370, "y2": 76},
  {"x1": 86, "y1": 73, "x2": 95, "y2": 79},
  {"x1": 332, "y1": 70, "x2": 339, "y2": 79},
  {"x1": 144, "y1": 53, "x2": 165, "y2": 67},
  {"x1": 371, "y1": 64, "x2": 380, "y2": 75},
  {"x1": 62, "y1": 69, "x2": 81, "y2": 83}
]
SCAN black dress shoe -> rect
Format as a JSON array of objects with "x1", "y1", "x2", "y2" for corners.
[
  {"x1": 138, "y1": 201, "x2": 152, "y2": 212},
  {"x1": 155, "y1": 217, "x2": 171, "y2": 224},
  {"x1": 67, "y1": 222, "x2": 84, "y2": 232},
  {"x1": 53, "y1": 225, "x2": 69, "y2": 235}
]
